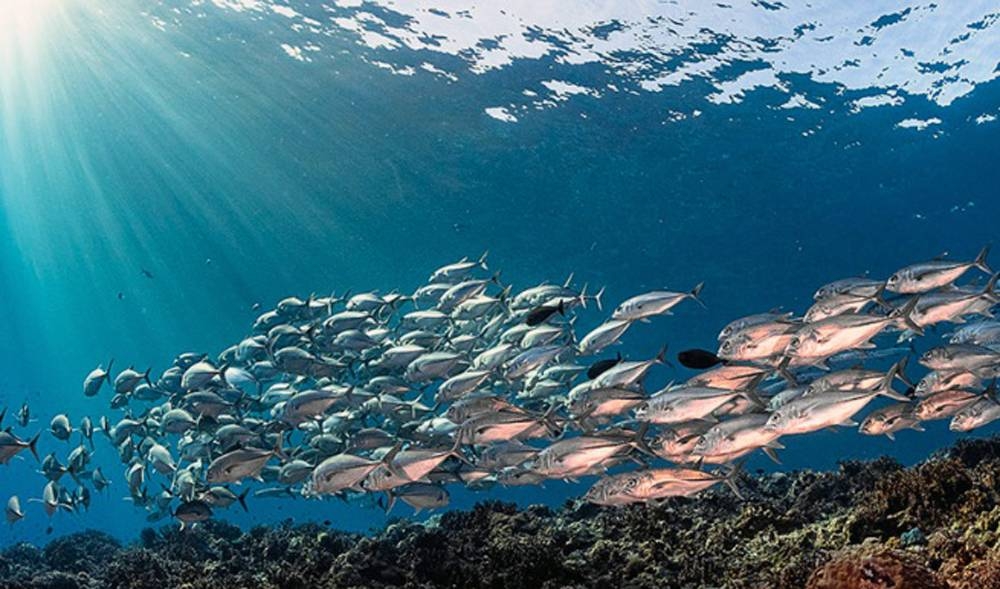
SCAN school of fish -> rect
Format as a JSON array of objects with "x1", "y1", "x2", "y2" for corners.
[{"x1": 4, "y1": 246, "x2": 1000, "y2": 529}]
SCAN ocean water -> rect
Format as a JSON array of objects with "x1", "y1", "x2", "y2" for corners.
[{"x1": 0, "y1": 0, "x2": 998, "y2": 549}]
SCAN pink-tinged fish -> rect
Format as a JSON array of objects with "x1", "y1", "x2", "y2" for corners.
[
  {"x1": 886, "y1": 246, "x2": 991, "y2": 294},
  {"x1": 786, "y1": 299, "x2": 921, "y2": 365},
  {"x1": 859, "y1": 403, "x2": 924, "y2": 440}
]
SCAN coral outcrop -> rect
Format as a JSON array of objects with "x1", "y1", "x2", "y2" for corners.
[{"x1": 6, "y1": 437, "x2": 1000, "y2": 588}]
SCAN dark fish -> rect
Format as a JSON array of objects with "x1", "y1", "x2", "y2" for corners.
[
  {"x1": 117, "y1": 292, "x2": 125, "y2": 300},
  {"x1": 587, "y1": 353, "x2": 623, "y2": 379},
  {"x1": 525, "y1": 300, "x2": 565, "y2": 326},
  {"x1": 141, "y1": 269, "x2": 154, "y2": 279},
  {"x1": 677, "y1": 349, "x2": 726, "y2": 370}
]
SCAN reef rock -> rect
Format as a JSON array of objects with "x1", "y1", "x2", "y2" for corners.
[
  {"x1": 5, "y1": 437, "x2": 1000, "y2": 588},
  {"x1": 805, "y1": 546, "x2": 945, "y2": 589}
]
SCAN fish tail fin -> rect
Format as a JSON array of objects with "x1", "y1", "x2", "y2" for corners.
[
  {"x1": 490, "y1": 270, "x2": 503, "y2": 286},
  {"x1": 105, "y1": 359, "x2": 115, "y2": 386},
  {"x1": 557, "y1": 300, "x2": 565, "y2": 317},
  {"x1": 382, "y1": 441, "x2": 408, "y2": 480},
  {"x1": 384, "y1": 291, "x2": 399, "y2": 311},
  {"x1": 562, "y1": 272, "x2": 574, "y2": 289},
  {"x1": 449, "y1": 435, "x2": 472, "y2": 466},
  {"x1": 876, "y1": 365, "x2": 909, "y2": 402},
  {"x1": 631, "y1": 422, "x2": 656, "y2": 457},
  {"x1": 975, "y1": 244, "x2": 993, "y2": 274},
  {"x1": 478, "y1": 250, "x2": 489, "y2": 271},
  {"x1": 775, "y1": 357, "x2": 797, "y2": 386},
  {"x1": 541, "y1": 402, "x2": 564, "y2": 438},
  {"x1": 565, "y1": 316, "x2": 579, "y2": 346},
  {"x1": 741, "y1": 375, "x2": 768, "y2": 409},
  {"x1": 142, "y1": 367, "x2": 152, "y2": 386},
  {"x1": 722, "y1": 460, "x2": 747, "y2": 500},
  {"x1": 592, "y1": 286, "x2": 605, "y2": 311},
  {"x1": 272, "y1": 434, "x2": 288, "y2": 462},
  {"x1": 577, "y1": 284, "x2": 588, "y2": 310},
  {"x1": 892, "y1": 355, "x2": 914, "y2": 388},
  {"x1": 216, "y1": 363, "x2": 230, "y2": 387},
  {"x1": 573, "y1": 415, "x2": 596, "y2": 434},
  {"x1": 238, "y1": 488, "x2": 249, "y2": 512},
  {"x1": 28, "y1": 432, "x2": 40, "y2": 462},
  {"x1": 690, "y1": 282, "x2": 707, "y2": 309},
  {"x1": 383, "y1": 491, "x2": 396, "y2": 514},
  {"x1": 892, "y1": 297, "x2": 924, "y2": 337},
  {"x1": 408, "y1": 398, "x2": 427, "y2": 420},
  {"x1": 655, "y1": 344, "x2": 671, "y2": 368},
  {"x1": 873, "y1": 281, "x2": 891, "y2": 310},
  {"x1": 983, "y1": 272, "x2": 1000, "y2": 303}
]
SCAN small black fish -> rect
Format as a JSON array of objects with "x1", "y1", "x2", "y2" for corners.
[
  {"x1": 525, "y1": 300, "x2": 564, "y2": 326},
  {"x1": 141, "y1": 269, "x2": 154, "y2": 279},
  {"x1": 117, "y1": 292, "x2": 125, "y2": 300},
  {"x1": 587, "y1": 353, "x2": 623, "y2": 380},
  {"x1": 677, "y1": 349, "x2": 726, "y2": 370}
]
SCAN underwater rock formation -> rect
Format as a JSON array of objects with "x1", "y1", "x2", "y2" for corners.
[{"x1": 7, "y1": 436, "x2": 1000, "y2": 588}]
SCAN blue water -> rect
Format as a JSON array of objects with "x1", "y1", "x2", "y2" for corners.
[{"x1": 1, "y1": 0, "x2": 998, "y2": 546}]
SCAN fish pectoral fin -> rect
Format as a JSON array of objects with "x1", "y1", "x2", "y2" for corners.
[
  {"x1": 885, "y1": 432, "x2": 896, "y2": 441},
  {"x1": 838, "y1": 419, "x2": 859, "y2": 427},
  {"x1": 762, "y1": 447, "x2": 782, "y2": 465}
]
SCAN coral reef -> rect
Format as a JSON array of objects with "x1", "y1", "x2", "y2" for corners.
[{"x1": 7, "y1": 437, "x2": 1000, "y2": 588}]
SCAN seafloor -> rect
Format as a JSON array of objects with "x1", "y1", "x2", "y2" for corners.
[{"x1": 6, "y1": 437, "x2": 1000, "y2": 589}]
